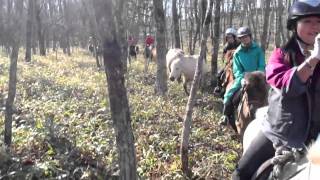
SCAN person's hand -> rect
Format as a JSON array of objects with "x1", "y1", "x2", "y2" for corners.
[{"x1": 310, "y1": 33, "x2": 320, "y2": 60}]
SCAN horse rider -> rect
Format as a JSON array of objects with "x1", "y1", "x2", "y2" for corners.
[
  {"x1": 222, "y1": 27, "x2": 241, "y2": 57},
  {"x1": 144, "y1": 33, "x2": 155, "y2": 58},
  {"x1": 232, "y1": 1, "x2": 320, "y2": 179},
  {"x1": 219, "y1": 26, "x2": 265, "y2": 132},
  {"x1": 214, "y1": 27, "x2": 240, "y2": 96}
]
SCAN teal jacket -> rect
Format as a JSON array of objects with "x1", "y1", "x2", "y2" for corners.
[{"x1": 223, "y1": 41, "x2": 266, "y2": 104}]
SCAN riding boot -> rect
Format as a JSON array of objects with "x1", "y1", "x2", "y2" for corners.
[
  {"x1": 228, "y1": 115, "x2": 238, "y2": 133},
  {"x1": 220, "y1": 100, "x2": 234, "y2": 126},
  {"x1": 214, "y1": 70, "x2": 225, "y2": 97}
]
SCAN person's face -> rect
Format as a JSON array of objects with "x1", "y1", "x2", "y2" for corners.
[
  {"x1": 239, "y1": 35, "x2": 251, "y2": 47},
  {"x1": 226, "y1": 35, "x2": 235, "y2": 43},
  {"x1": 297, "y1": 16, "x2": 320, "y2": 45}
]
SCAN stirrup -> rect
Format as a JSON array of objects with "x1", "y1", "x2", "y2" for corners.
[{"x1": 219, "y1": 115, "x2": 229, "y2": 126}]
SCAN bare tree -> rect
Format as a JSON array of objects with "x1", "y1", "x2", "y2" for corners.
[
  {"x1": 25, "y1": 0, "x2": 35, "y2": 62},
  {"x1": 35, "y1": 0, "x2": 46, "y2": 56},
  {"x1": 102, "y1": 0, "x2": 137, "y2": 179},
  {"x1": 260, "y1": 0, "x2": 271, "y2": 52},
  {"x1": 275, "y1": 0, "x2": 284, "y2": 48},
  {"x1": 62, "y1": 0, "x2": 71, "y2": 56},
  {"x1": 229, "y1": 0, "x2": 236, "y2": 27},
  {"x1": 180, "y1": 0, "x2": 213, "y2": 177},
  {"x1": 191, "y1": 0, "x2": 200, "y2": 55},
  {"x1": 153, "y1": 0, "x2": 168, "y2": 95},
  {"x1": 187, "y1": 0, "x2": 195, "y2": 54},
  {"x1": 172, "y1": 0, "x2": 181, "y2": 48},
  {"x1": 4, "y1": 0, "x2": 24, "y2": 150},
  {"x1": 211, "y1": 0, "x2": 221, "y2": 87}
]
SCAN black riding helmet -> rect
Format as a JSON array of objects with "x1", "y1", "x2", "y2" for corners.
[
  {"x1": 237, "y1": 27, "x2": 251, "y2": 38},
  {"x1": 287, "y1": 0, "x2": 320, "y2": 30}
]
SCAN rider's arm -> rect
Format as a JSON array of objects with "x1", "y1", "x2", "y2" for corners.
[
  {"x1": 266, "y1": 48, "x2": 307, "y2": 97},
  {"x1": 257, "y1": 47, "x2": 266, "y2": 72},
  {"x1": 296, "y1": 57, "x2": 319, "y2": 82},
  {"x1": 223, "y1": 53, "x2": 244, "y2": 104}
]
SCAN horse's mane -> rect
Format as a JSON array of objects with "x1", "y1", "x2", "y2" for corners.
[
  {"x1": 221, "y1": 50, "x2": 235, "y2": 91},
  {"x1": 224, "y1": 50, "x2": 235, "y2": 65},
  {"x1": 244, "y1": 71, "x2": 269, "y2": 104}
]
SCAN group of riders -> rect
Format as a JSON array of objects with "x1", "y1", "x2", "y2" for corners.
[
  {"x1": 216, "y1": 0, "x2": 320, "y2": 179},
  {"x1": 88, "y1": 0, "x2": 320, "y2": 178},
  {"x1": 128, "y1": 34, "x2": 155, "y2": 60},
  {"x1": 88, "y1": 34, "x2": 155, "y2": 61}
]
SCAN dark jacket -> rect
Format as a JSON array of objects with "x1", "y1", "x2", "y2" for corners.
[
  {"x1": 262, "y1": 39, "x2": 320, "y2": 148},
  {"x1": 223, "y1": 41, "x2": 240, "y2": 55}
]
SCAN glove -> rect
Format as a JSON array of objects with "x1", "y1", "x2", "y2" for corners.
[{"x1": 310, "y1": 33, "x2": 320, "y2": 60}]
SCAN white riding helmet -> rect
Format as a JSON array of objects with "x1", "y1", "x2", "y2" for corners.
[{"x1": 225, "y1": 28, "x2": 237, "y2": 36}]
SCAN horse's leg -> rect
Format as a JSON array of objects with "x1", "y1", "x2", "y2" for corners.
[{"x1": 183, "y1": 81, "x2": 190, "y2": 96}]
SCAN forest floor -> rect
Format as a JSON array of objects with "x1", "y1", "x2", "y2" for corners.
[{"x1": 0, "y1": 49, "x2": 242, "y2": 179}]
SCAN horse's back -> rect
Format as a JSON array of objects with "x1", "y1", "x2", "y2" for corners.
[{"x1": 242, "y1": 106, "x2": 268, "y2": 153}]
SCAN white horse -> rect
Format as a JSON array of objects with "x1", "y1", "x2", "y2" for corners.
[
  {"x1": 243, "y1": 107, "x2": 320, "y2": 180},
  {"x1": 166, "y1": 48, "x2": 209, "y2": 95}
]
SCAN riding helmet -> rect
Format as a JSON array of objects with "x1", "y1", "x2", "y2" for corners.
[
  {"x1": 225, "y1": 28, "x2": 237, "y2": 36},
  {"x1": 237, "y1": 27, "x2": 251, "y2": 38},
  {"x1": 287, "y1": 0, "x2": 320, "y2": 30}
]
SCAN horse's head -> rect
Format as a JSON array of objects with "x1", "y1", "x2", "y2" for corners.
[
  {"x1": 242, "y1": 71, "x2": 269, "y2": 116},
  {"x1": 169, "y1": 60, "x2": 182, "y2": 82},
  {"x1": 236, "y1": 71, "x2": 269, "y2": 137},
  {"x1": 219, "y1": 49, "x2": 235, "y2": 92},
  {"x1": 166, "y1": 48, "x2": 184, "y2": 72}
]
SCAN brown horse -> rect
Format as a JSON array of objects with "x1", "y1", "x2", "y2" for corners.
[
  {"x1": 221, "y1": 50, "x2": 235, "y2": 92},
  {"x1": 214, "y1": 50, "x2": 235, "y2": 97},
  {"x1": 236, "y1": 71, "x2": 269, "y2": 138}
]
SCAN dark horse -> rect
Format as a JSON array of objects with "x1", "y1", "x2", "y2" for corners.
[
  {"x1": 236, "y1": 71, "x2": 269, "y2": 138},
  {"x1": 144, "y1": 45, "x2": 156, "y2": 62},
  {"x1": 129, "y1": 45, "x2": 139, "y2": 59},
  {"x1": 214, "y1": 50, "x2": 235, "y2": 97}
]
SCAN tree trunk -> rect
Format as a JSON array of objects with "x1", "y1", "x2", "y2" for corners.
[
  {"x1": 114, "y1": 0, "x2": 128, "y2": 72},
  {"x1": 248, "y1": 2, "x2": 257, "y2": 39},
  {"x1": 63, "y1": 0, "x2": 71, "y2": 56},
  {"x1": 260, "y1": 0, "x2": 271, "y2": 52},
  {"x1": 153, "y1": 0, "x2": 168, "y2": 95},
  {"x1": 25, "y1": 0, "x2": 34, "y2": 62},
  {"x1": 275, "y1": 0, "x2": 282, "y2": 48},
  {"x1": 180, "y1": 0, "x2": 213, "y2": 177},
  {"x1": 82, "y1": 0, "x2": 101, "y2": 68},
  {"x1": 210, "y1": 0, "x2": 221, "y2": 87},
  {"x1": 188, "y1": 0, "x2": 195, "y2": 54},
  {"x1": 35, "y1": 1, "x2": 46, "y2": 56},
  {"x1": 229, "y1": 0, "x2": 235, "y2": 27},
  {"x1": 5, "y1": 44, "x2": 19, "y2": 148},
  {"x1": 103, "y1": 0, "x2": 137, "y2": 179},
  {"x1": 5, "y1": 0, "x2": 23, "y2": 151},
  {"x1": 191, "y1": 0, "x2": 199, "y2": 54},
  {"x1": 172, "y1": 0, "x2": 181, "y2": 48}
]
